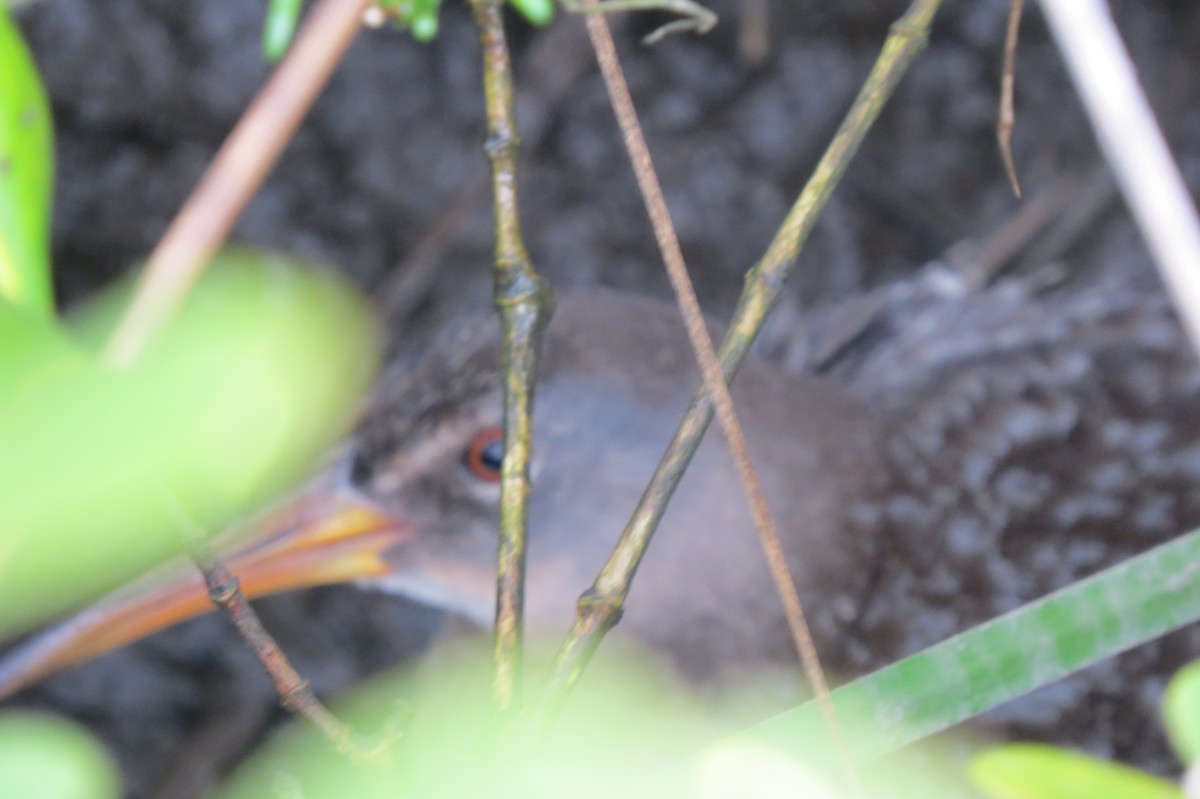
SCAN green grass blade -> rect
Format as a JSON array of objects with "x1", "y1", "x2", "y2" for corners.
[
  {"x1": 737, "y1": 528, "x2": 1200, "y2": 766},
  {"x1": 0, "y1": 5, "x2": 54, "y2": 316}
]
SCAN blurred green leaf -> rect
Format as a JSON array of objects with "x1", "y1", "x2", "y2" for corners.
[
  {"x1": 0, "y1": 296, "x2": 85, "y2": 385},
  {"x1": 0, "y1": 248, "x2": 379, "y2": 637},
  {"x1": 0, "y1": 4, "x2": 54, "y2": 316},
  {"x1": 737, "y1": 528, "x2": 1200, "y2": 769},
  {"x1": 214, "y1": 642, "x2": 839, "y2": 799},
  {"x1": 1164, "y1": 660, "x2": 1200, "y2": 766},
  {"x1": 212, "y1": 643, "x2": 971, "y2": 799},
  {"x1": 262, "y1": 0, "x2": 302, "y2": 62},
  {"x1": 511, "y1": 0, "x2": 554, "y2": 25},
  {"x1": 969, "y1": 744, "x2": 1181, "y2": 799},
  {"x1": 409, "y1": 1, "x2": 439, "y2": 42},
  {"x1": 372, "y1": 0, "x2": 442, "y2": 40},
  {"x1": 357, "y1": 0, "x2": 549, "y2": 43},
  {"x1": 0, "y1": 712, "x2": 120, "y2": 799}
]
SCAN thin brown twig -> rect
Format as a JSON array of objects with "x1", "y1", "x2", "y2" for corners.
[
  {"x1": 102, "y1": 0, "x2": 371, "y2": 368},
  {"x1": 557, "y1": 13, "x2": 864, "y2": 797},
  {"x1": 998, "y1": 0, "x2": 1024, "y2": 198},
  {"x1": 169, "y1": 501, "x2": 405, "y2": 763},
  {"x1": 469, "y1": 0, "x2": 553, "y2": 716},
  {"x1": 176, "y1": 521, "x2": 352, "y2": 749},
  {"x1": 539, "y1": 0, "x2": 943, "y2": 757}
]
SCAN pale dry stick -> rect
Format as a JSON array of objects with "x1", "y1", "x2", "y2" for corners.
[
  {"x1": 103, "y1": 0, "x2": 371, "y2": 368},
  {"x1": 540, "y1": 0, "x2": 943, "y2": 752},
  {"x1": 998, "y1": 0, "x2": 1024, "y2": 198},
  {"x1": 468, "y1": 0, "x2": 554, "y2": 715},
  {"x1": 575, "y1": 13, "x2": 864, "y2": 799},
  {"x1": 1039, "y1": 0, "x2": 1200, "y2": 352}
]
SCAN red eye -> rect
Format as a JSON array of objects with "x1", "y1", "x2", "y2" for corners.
[{"x1": 464, "y1": 427, "x2": 504, "y2": 482}]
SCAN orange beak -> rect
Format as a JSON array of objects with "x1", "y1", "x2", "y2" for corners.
[{"x1": 0, "y1": 484, "x2": 411, "y2": 699}]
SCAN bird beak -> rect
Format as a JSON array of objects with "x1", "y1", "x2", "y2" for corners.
[{"x1": 0, "y1": 482, "x2": 411, "y2": 698}]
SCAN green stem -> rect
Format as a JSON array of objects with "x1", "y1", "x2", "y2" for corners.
[
  {"x1": 540, "y1": 0, "x2": 944, "y2": 717},
  {"x1": 469, "y1": 0, "x2": 553, "y2": 716}
]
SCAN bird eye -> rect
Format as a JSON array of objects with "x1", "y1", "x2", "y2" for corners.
[{"x1": 464, "y1": 427, "x2": 504, "y2": 482}]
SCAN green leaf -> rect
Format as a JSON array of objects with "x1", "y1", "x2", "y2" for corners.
[
  {"x1": 212, "y1": 644, "x2": 985, "y2": 799},
  {"x1": 969, "y1": 744, "x2": 1181, "y2": 799},
  {"x1": 215, "y1": 644, "x2": 813, "y2": 799},
  {"x1": 1164, "y1": 661, "x2": 1200, "y2": 765},
  {"x1": 511, "y1": 0, "x2": 554, "y2": 26},
  {"x1": 732, "y1": 528, "x2": 1200, "y2": 770},
  {"x1": 0, "y1": 712, "x2": 120, "y2": 799},
  {"x1": 0, "y1": 5, "x2": 54, "y2": 316},
  {"x1": 262, "y1": 0, "x2": 302, "y2": 62},
  {"x1": 409, "y1": 0, "x2": 439, "y2": 41},
  {"x1": 0, "y1": 248, "x2": 379, "y2": 637},
  {"x1": 363, "y1": 0, "x2": 549, "y2": 40}
]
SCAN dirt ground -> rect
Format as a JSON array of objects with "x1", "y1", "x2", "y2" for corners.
[{"x1": 6, "y1": 0, "x2": 1200, "y2": 796}]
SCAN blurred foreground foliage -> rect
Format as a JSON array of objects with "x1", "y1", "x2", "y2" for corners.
[
  {"x1": 0, "y1": 249, "x2": 379, "y2": 637},
  {"x1": 0, "y1": 250, "x2": 378, "y2": 797},
  {"x1": 0, "y1": 713, "x2": 119, "y2": 799},
  {"x1": 214, "y1": 641, "x2": 974, "y2": 799},
  {"x1": 970, "y1": 658, "x2": 1200, "y2": 799},
  {"x1": 0, "y1": 3, "x2": 53, "y2": 315},
  {"x1": 2, "y1": 10, "x2": 385, "y2": 797}
]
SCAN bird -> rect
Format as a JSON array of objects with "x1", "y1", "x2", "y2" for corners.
[
  {"x1": 0, "y1": 288, "x2": 886, "y2": 695},
  {"x1": 3, "y1": 276, "x2": 1200, "y2": 775}
]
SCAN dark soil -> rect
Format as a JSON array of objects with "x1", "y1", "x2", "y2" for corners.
[{"x1": 6, "y1": 0, "x2": 1200, "y2": 796}]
